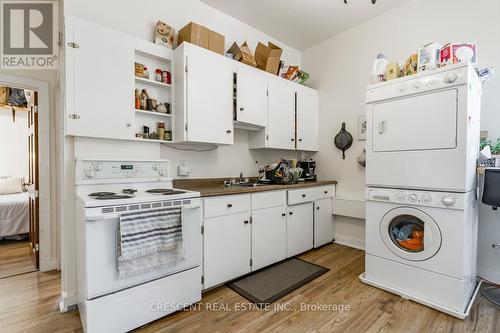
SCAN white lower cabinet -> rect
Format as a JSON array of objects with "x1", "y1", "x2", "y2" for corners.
[
  {"x1": 203, "y1": 212, "x2": 251, "y2": 289},
  {"x1": 286, "y1": 202, "x2": 314, "y2": 257},
  {"x1": 314, "y1": 198, "x2": 334, "y2": 248},
  {"x1": 251, "y1": 206, "x2": 287, "y2": 271}
]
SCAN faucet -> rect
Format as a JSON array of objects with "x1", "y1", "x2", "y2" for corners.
[{"x1": 239, "y1": 172, "x2": 244, "y2": 184}]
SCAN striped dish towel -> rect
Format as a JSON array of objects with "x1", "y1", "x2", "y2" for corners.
[{"x1": 117, "y1": 207, "x2": 185, "y2": 278}]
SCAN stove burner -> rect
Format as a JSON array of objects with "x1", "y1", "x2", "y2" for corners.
[
  {"x1": 122, "y1": 189, "x2": 138, "y2": 195},
  {"x1": 145, "y1": 188, "x2": 174, "y2": 194},
  {"x1": 93, "y1": 194, "x2": 134, "y2": 200},
  {"x1": 162, "y1": 190, "x2": 186, "y2": 195},
  {"x1": 89, "y1": 192, "x2": 116, "y2": 197}
]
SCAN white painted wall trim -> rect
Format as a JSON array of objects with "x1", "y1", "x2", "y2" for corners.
[
  {"x1": 0, "y1": 73, "x2": 55, "y2": 271},
  {"x1": 334, "y1": 235, "x2": 366, "y2": 251}
]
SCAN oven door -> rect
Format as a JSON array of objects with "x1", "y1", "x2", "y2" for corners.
[
  {"x1": 380, "y1": 207, "x2": 442, "y2": 261},
  {"x1": 83, "y1": 199, "x2": 201, "y2": 299}
]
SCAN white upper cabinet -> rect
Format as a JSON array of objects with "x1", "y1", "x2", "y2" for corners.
[
  {"x1": 174, "y1": 43, "x2": 234, "y2": 145},
  {"x1": 65, "y1": 16, "x2": 134, "y2": 140},
  {"x1": 267, "y1": 78, "x2": 296, "y2": 150},
  {"x1": 235, "y1": 64, "x2": 268, "y2": 128},
  {"x1": 296, "y1": 86, "x2": 319, "y2": 151}
]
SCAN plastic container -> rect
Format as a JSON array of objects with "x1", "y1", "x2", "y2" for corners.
[{"x1": 371, "y1": 53, "x2": 387, "y2": 84}]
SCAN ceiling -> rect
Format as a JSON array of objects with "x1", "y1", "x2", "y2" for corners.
[{"x1": 201, "y1": 0, "x2": 412, "y2": 50}]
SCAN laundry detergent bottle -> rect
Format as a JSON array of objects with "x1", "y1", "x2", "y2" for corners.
[{"x1": 371, "y1": 53, "x2": 388, "y2": 84}]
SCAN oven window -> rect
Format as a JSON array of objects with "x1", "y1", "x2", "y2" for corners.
[{"x1": 388, "y1": 214, "x2": 424, "y2": 253}]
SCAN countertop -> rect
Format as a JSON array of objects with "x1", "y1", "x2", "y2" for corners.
[{"x1": 173, "y1": 178, "x2": 338, "y2": 197}]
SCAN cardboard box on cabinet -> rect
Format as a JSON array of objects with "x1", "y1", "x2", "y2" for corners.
[
  {"x1": 255, "y1": 42, "x2": 283, "y2": 75},
  {"x1": 208, "y1": 31, "x2": 225, "y2": 55},
  {"x1": 178, "y1": 22, "x2": 209, "y2": 49},
  {"x1": 227, "y1": 42, "x2": 257, "y2": 67}
]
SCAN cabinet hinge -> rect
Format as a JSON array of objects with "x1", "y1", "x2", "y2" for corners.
[
  {"x1": 58, "y1": 32, "x2": 62, "y2": 47},
  {"x1": 249, "y1": 216, "x2": 253, "y2": 224},
  {"x1": 249, "y1": 258, "x2": 253, "y2": 267},
  {"x1": 32, "y1": 243, "x2": 39, "y2": 253},
  {"x1": 35, "y1": 190, "x2": 39, "y2": 198},
  {"x1": 185, "y1": 123, "x2": 188, "y2": 131},
  {"x1": 33, "y1": 106, "x2": 38, "y2": 114},
  {"x1": 266, "y1": 134, "x2": 269, "y2": 141},
  {"x1": 201, "y1": 226, "x2": 204, "y2": 234},
  {"x1": 266, "y1": 89, "x2": 269, "y2": 96},
  {"x1": 201, "y1": 275, "x2": 204, "y2": 284},
  {"x1": 67, "y1": 42, "x2": 79, "y2": 49},
  {"x1": 185, "y1": 65, "x2": 188, "y2": 73}
]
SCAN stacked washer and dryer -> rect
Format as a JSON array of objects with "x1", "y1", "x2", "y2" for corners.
[{"x1": 361, "y1": 63, "x2": 482, "y2": 318}]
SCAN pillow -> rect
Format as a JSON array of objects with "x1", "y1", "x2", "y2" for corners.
[{"x1": 0, "y1": 177, "x2": 23, "y2": 195}]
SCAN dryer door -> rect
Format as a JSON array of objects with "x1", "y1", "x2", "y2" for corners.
[{"x1": 380, "y1": 207, "x2": 442, "y2": 261}]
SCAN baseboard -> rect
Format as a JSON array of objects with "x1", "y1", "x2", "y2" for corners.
[
  {"x1": 59, "y1": 292, "x2": 78, "y2": 313},
  {"x1": 334, "y1": 234, "x2": 365, "y2": 250},
  {"x1": 40, "y1": 258, "x2": 58, "y2": 272}
]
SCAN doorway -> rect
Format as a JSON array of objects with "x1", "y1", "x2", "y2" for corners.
[{"x1": 0, "y1": 86, "x2": 39, "y2": 278}]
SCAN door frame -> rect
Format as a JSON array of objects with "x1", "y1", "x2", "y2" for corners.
[{"x1": 0, "y1": 73, "x2": 52, "y2": 271}]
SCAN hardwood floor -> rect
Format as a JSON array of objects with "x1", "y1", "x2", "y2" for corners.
[
  {"x1": 0, "y1": 244, "x2": 499, "y2": 333},
  {"x1": 0, "y1": 240, "x2": 37, "y2": 279}
]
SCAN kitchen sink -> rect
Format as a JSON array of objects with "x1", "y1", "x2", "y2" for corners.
[{"x1": 225, "y1": 182, "x2": 266, "y2": 188}]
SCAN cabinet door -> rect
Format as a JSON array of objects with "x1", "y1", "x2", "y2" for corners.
[
  {"x1": 314, "y1": 198, "x2": 334, "y2": 248},
  {"x1": 267, "y1": 78, "x2": 296, "y2": 150},
  {"x1": 65, "y1": 17, "x2": 134, "y2": 139},
  {"x1": 185, "y1": 45, "x2": 234, "y2": 145},
  {"x1": 251, "y1": 206, "x2": 287, "y2": 271},
  {"x1": 203, "y1": 212, "x2": 251, "y2": 288},
  {"x1": 236, "y1": 65, "x2": 268, "y2": 127},
  {"x1": 286, "y1": 203, "x2": 314, "y2": 257},
  {"x1": 296, "y1": 86, "x2": 319, "y2": 151}
]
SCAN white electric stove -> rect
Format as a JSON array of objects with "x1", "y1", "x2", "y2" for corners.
[{"x1": 74, "y1": 159, "x2": 202, "y2": 333}]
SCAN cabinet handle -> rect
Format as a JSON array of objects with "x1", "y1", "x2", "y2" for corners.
[
  {"x1": 281, "y1": 213, "x2": 286, "y2": 217},
  {"x1": 317, "y1": 206, "x2": 320, "y2": 210},
  {"x1": 226, "y1": 130, "x2": 232, "y2": 134},
  {"x1": 68, "y1": 114, "x2": 80, "y2": 120},
  {"x1": 324, "y1": 191, "x2": 328, "y2": 194},
  {"x1": 239, "y1": 107, "x2": 244, "y2": 111},
  {"x1": 299, "y1": 139, "x2": 302, "y2": 142},
  {"x1": 244, "y1": 220, "x2": 249, "y2": 224},
  {"x1": 227, "y1": 203, "x2": 232, "y2": 208},
  {"x1": 126, "y1": 123, "x2": 132, "y2": 127},
  {"x1": 289, "y1": 212, "x2": 293, "y2": 215},
  {"x1": 302, "y1": 194, "x2": 306, "y2": 198},
  {"x1": 291, "y1": 138, "x2": 295, "y2": 142}
]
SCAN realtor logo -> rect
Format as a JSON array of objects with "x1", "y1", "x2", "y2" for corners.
[{"x1": 1, "y1": 0, "x2": 58, "y2": 69}]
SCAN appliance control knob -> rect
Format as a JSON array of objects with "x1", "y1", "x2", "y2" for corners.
[
  {"x1": 426, "y1": 79, "x2": 436, "y2": 87},
  {"x1": 397, "y1": 85, "x2": 407, "y2": 93},
  {"x1": 396, "y1": 192, "x2": 406, "y2": 201},
  {"x1": 444, "y1": 72, "x2": 458, "y2": 84},
  {"x1": 411, "y1": 82, "x2": 422, "y2": 90},
  {"x1": 421, "y1": 194, "x2": 432, "y2": 203},
  {"x1": 85, "y1": 169, "x2": 96, "y2": 178},
  {"x1": 94, "y1": 163, "x2": 103, "y2": 171},
  {"x1": 442, "y1": 196, "x2": 456, "y2": 206},
  {"x1": 159, "y1": 169, "x2": 165, "y2": 176},
  {"x1": 409, "y1": 193, "x2": 418, "y2": 202},
  {"x1": 152, "y1": 163, "x2": 158, "y2": 170}
]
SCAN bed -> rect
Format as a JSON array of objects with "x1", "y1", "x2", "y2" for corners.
[{"x1": 0, "y1": 192, "x2": 29, "y2": 240}]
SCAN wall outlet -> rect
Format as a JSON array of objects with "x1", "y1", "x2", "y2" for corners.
[{"x1": 177, "y1": 160, "x2": 191, "y2": 176}]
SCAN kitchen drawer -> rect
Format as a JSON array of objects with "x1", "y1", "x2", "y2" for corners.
[
  {"x1": 252, "y1": 190, "x2": 286, "y2": 210},
  {"x1": 204, "y1": 194, "x2": 251, "y2": 218},
  {"x1": 287, "y1": 185, "x2": 335, "y2": 205}
]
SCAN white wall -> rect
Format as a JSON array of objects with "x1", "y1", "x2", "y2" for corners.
[
  {"x1": 301, "y1": 0, "x2": 500, "y2": 248},
  {"x1": 0, "y1": 109, "x2": 28, "y2": 178}
]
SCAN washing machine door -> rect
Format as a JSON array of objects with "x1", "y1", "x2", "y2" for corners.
[{"x1": 380, "y1": 207, "x2": 442, "y2": 261}]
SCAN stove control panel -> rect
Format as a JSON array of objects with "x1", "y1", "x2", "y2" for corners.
[
  {"x1": 76, "y1": 159, "x2": 171, "y2": 181},
  {"x1": 367, "y1": 187, "x2": 466, "y2": 210}
]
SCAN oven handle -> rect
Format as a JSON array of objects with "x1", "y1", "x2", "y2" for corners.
[{"x1": 85, "y1": 203, "x2": 201, "y2": 221}]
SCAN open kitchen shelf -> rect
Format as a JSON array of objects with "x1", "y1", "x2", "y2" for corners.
[
  {"x1": 135, "y1": 76, "x2": 172, "y2": 88},
  {"x1": 135, "y1": 109, "x2": 172, "y2": 118},
  {"x1": 133, "y1": 38, "x2": 174, "y2": 142}
]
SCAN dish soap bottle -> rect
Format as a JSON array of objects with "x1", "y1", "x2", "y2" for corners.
[{"x1": 371, "y1": 53, "x2": 387, "y2": 84}]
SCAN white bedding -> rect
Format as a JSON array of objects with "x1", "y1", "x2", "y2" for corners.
[{"x1": 0, "y1": 192, "x2": 29, "y2": 238}]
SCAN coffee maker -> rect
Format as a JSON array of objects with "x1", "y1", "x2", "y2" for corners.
[{"x1": 298, "y1": 159, "x2": 317, "y2": 181}]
